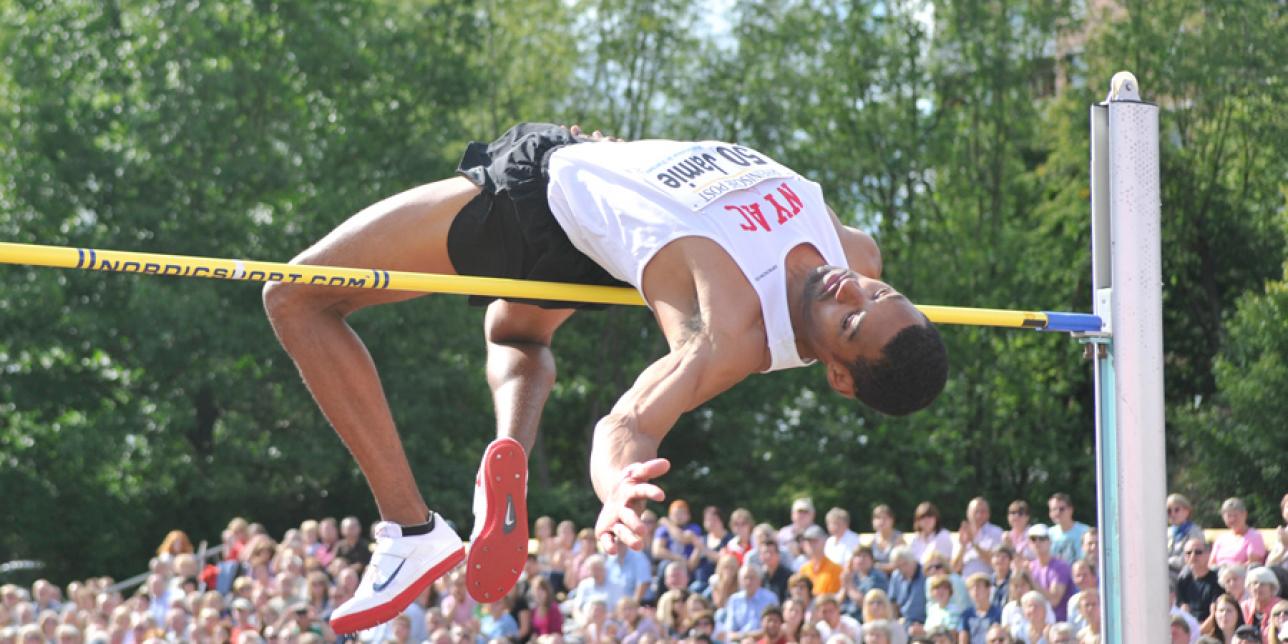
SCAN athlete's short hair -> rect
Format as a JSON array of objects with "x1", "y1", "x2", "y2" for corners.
[{"x1": 849, "y1": 321, "x2": 948, "y2": 416}]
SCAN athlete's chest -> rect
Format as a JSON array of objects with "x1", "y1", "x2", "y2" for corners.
[{"x1": 642, "y1": 237, "x2": 771, "y2": 370}]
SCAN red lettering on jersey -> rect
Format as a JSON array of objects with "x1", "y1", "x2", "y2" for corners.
[
  {"x1": 776, "y1": 183, "x2": 804, "y2": 214},
  {"x1": 742, "y1": 203, "x2": 771, "y2": 232},
  {"x1": 725, "y1": 204, "x2": 758, "y2": 232},
  {"x1": 763, "y1": 193, "x2": 795, "y2": 225}
]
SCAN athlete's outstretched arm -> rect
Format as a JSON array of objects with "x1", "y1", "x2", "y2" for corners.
[{"x1": 590, "y1": 337, "x2": 724, "y2": 554}]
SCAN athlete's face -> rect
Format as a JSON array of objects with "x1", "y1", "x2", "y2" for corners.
[{"x1": 802, "y1": 266, "x2": 924, "y2": 397}]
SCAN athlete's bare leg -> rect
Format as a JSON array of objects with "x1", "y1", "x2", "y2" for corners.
[
  {"x1": 263, "y1": 177, "x2": 478, "y2": 526},
  {"x1": 484, "y1": 301, "x2": 575, "y2": 453}
]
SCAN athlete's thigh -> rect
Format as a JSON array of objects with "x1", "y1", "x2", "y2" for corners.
[
  {"x1": 484, "y1": 300, "x2": 576, "y2": 346},
  {"x1": 288, "y1": 176, "x2": 480, "y2": 312}
]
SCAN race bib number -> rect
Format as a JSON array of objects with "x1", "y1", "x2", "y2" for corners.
[{"x1": 641, "y1": 143, "x2": 797, "y2": 211}]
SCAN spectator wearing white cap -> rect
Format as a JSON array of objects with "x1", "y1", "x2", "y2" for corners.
[
  {"x1": 1211, "y1": 498, "x2": 1268, "y2": 568},
  {"x1": 1026, "y1": 524, "x2": 1074, "y2": 622},
  {"x1": 779, "y1": 497, "x2": 822, "y2": 555},
  {"x1": 1168, "y1": 494, "x2": 1205, "y2": 573}
]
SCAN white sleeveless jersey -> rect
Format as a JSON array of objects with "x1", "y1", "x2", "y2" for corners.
[{"x1": 545, "y1": 139, "x2": 848, "y2": 372}]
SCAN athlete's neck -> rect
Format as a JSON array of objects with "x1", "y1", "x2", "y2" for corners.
[{"x1": 784, "y1": 243, "x2": 827, "y2": 361}]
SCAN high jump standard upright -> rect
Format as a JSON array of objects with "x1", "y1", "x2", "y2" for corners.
[{"x1": 1088, "y1": 71, "x2": 1167, "y2": 643}]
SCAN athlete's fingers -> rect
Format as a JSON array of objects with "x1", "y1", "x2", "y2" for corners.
[
  {"x1": 613, "y1": 521, "x2": 646, "y2": 550},
  {"x1": 625, "y1": 458, "x2": 671, "y2": 482},
  {"x1": 627, "y1": 482, "x2": 665, "y2": 503}
]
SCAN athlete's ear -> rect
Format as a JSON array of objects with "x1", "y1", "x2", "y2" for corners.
[{"x1": 825, "y1": 361, "x2": 856, "y2": 398}]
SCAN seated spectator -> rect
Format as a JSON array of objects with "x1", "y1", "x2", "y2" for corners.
[
  {"x1": 1002, "y1": 502, "x2": 1036, "y2": 563},
  {"x1": 814, "y1": 595, "x2": 862, "y2": 642},
  {"x1": 696, "y1": 506, "x2": 734, "y2": 591},
  {"x1": 1232, "y1": 624, "x2": 1261, "y2": 642},
  {"x1": 155, "y1": 530, "x2": 194, "y2": 566},
  {"x1": 705, "y1": 554, "x2": 742, "y2": 609},
  {"x1": 989, "y1": 545, "x2": 1015, "y2": 613},
  {"x1": 923, "y1": 575, "x2": 958, "y2": 635},
  {"x1": 1211, "y1": 498, "x2": 1268, "y2": 568},
  {"x1": 656, "y1": 588, "x2": 691, "y2": 639},
  {"x1": 1178, "y1": 537, "x2": 1222, "y2": 622},
  {"x1": 1047, "y1": 494, "x2": 1091, "y2": 563},
  {"x1": 606, "y1": 541, "x2": 653, "y2": 603},
  {"x1": 780, "y1": 498, "x2": 821, "y2": 555},
  {"x1": 1268, "y1": 494, "x2": 1288, "y2": 569},
  {"x1": 953, "y1": 498, "x2": 1004, "y2": 579},
  {"x1": 1168, "y1": 494, "x2": 1205, "y2": 573},
  {"x1": 314, "y1": 517, "x2": 339, "y2": 567},
  {"x1": 783, "y1": 598, "x2": 809, "y2": 642},
  {"x1": 479, "y1": 597, "x2": 520, "y2": 642},
  {"x1": 1027, "y1": 524, "x2": 1074, "y2": 622},
  {"x1": 649, "y1": 559, "x2": 691, "y2": 606},
  {"x1": 527, "y1": 576, "x2": 562, "y2": 638},
  {"x1": 654, "y1": 501, "x2": 704, "y2": 584},
  {"x1": 759, "y1": 605, "x2": 788, "y2": 644},
  {"x1": 1008, "y1": 591, "x2": 1050, "y2": 644},
  {"x1": 569, "y1": 554, "x2": 626, "y2": 621},
  {"x1": 909, "y1": 503, "x2": 954, "y2": 566},
  {"x1": 725, "y1": 508, "x2": 757, "y2": 564},
  {"x1": 826, "y1": 508, "x2": 863, "y2": 567},
  {"x1": 718, "y1": 565, "x2": 780, "y2": 641},
  {"x1": 440, "y1": 571, "x2": 479, "y2": 631},
  {"x1": 1000, "y1": 570, "x2": 1053, "y2": 635},
  {"x1": 617, "y1": 596, "x2": 661, "y2": 643},
  {"x1": 869, "y1": 505, "x2": 905, "y2": 576},
  {"x1": 860, "y1": 618, "x2": 894, "y2": 644},
  {"x1": 1075, "y1": 588, "x2": 1100, "y2": 642},
  {"x1": 576, "y1": 597, "x2": 612, "y2": 643},
  {"x1": 957, "y1": 573, "x2": 1001, "y2": 644},
  {"x1": 788, "y1": 573, "x2": 815, "y2": 614},
  {"x1": 566, "y1": 528, "x2": 600, "y2": 590},
  {"x1": 887, "y1": 546, "x2": 927, "y2": 627},
  {"x1": 1048, "y1": 622, "x2": 1077, "y2": 644},
  {"x1": 1168, "y1": 577, "x2": 1201, "y2": 644},
  {"x1": 842, "y1": 546, "x2": 888, "y2": 617},
  {"x1": 1241, "y1": 567, "x2": 1279, "y2": 639},
  {"x1": 801, "y1": 526, "x2": 844, "y2": 596},
  {"x1": 860, "y1": 590, "x2": 909, "y2": 644},
  {"x1": 983, "y1": 623, "x2": 1014, "y2": 644},
  {"x1": 1064, "y1": 560, "x2": 1097, "y2": 634},
  {"x1": 759, "y1": 535, "x2": 794, "y2": 603},
  {"x1": 1266, "y1": 599, "x2": 1288, "y2": 643},
  {"x1": 1201, "y1": 593, "x2": 1245, "y2": 641},
  {"x1": 922, "y1": 551, "x2": 969, "y2": 615},
  {"x1": 1219, "y1": 564, "x2": 1250, "y2": 603},
  {"x1": 686, "y1": 609, "x2": 717, "y2": 641},
  {"x1": 1081, "y1": 529, "x2": 1098, "y2": 569}
]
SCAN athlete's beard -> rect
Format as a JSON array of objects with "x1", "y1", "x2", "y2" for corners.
[{"x1": 798, "y1": 268, "x2": 829, "y2": 339}]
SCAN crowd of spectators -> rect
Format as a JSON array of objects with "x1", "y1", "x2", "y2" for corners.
[{"x1": 3, "y1": 492, "x2": 1288, "y2": 644}]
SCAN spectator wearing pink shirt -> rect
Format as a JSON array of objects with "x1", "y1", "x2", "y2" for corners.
[
  {"x1": 1211, "y1": 498, "x2": 1268, "y2": 568},
  {"x1": 1002, "y1": 501, "x2": 1036, "y2": 562}
]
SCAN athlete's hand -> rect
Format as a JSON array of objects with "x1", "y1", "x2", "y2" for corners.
[
  {"x1": 568, "y1": 123, "x2": 622, "y2": 142},
  {"x1": 595, "y1": 458, "x2": 670, "y2": 554}
]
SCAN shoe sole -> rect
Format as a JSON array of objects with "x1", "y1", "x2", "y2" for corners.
[
  {"x1": 329, "y1": 546, "x2": 464, "y2": 635},
  {"x1": 466, "y1": 437, "x2": 528, "y2": 602}
]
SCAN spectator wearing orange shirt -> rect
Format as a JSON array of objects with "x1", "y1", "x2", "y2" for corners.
[{"x1": 799, "y1": 526, "x2": 843, "y2": 595}]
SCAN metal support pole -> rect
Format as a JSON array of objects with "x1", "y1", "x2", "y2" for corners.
[{"x1": 1091, "y1": 71, "x2": 1168, "y2": 643}]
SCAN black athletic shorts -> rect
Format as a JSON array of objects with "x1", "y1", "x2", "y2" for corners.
[{"x1": 448, "y1": 122, "x2": 628, "y2": 310}]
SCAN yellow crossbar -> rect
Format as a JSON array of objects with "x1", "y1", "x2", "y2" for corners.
[{"x1": 0, "y1": 241, "x2": 1065, "y2": 329}]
